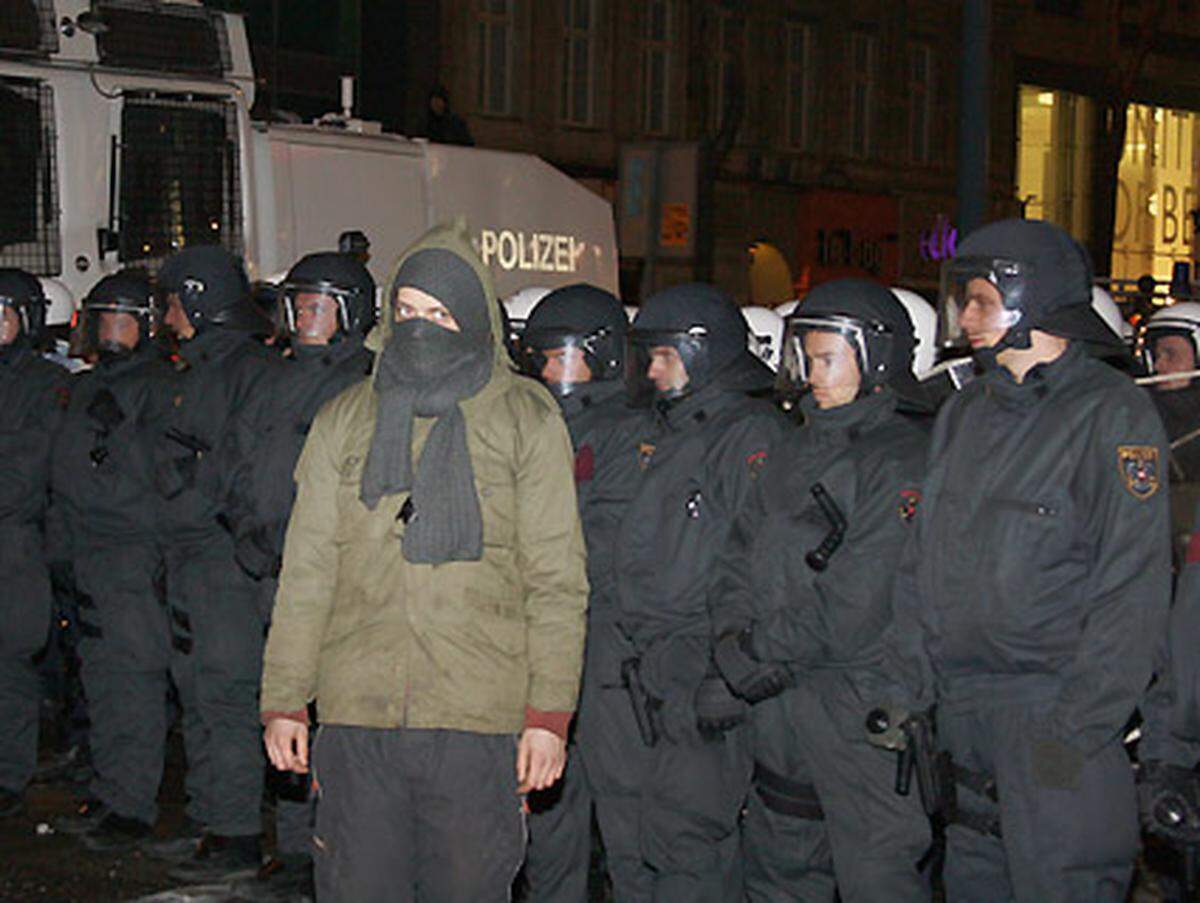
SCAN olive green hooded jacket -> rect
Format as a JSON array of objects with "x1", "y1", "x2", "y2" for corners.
[{"x1": 260, "y1": 223, "x2": 588, "y2": 735}]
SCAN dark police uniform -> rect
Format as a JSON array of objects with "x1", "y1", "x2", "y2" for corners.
[
  {"x1": 0, "y1": 346, "x2": 68, "y2": 803},
  {"x1": 49, "y1": 344, "x2": 170, "y2": 827},
  {"x1": 221, "y1": 338, "x2": 370, "y2": 862},
  {"x1": 525, "y1": 380, "x2": 645, "y2": 902},
  {"x1": 718, "y1": 389, "x2": 931, "y2": 901},
  {"x1": 893, "y1": 342, "x2": 1170, "y2": 901},
  {"x1": 149, "y1": 325, "x2": 276, "y2": 839},
  {"x1": 608, "y1": 379, "x2": 782, "y2": 901}
]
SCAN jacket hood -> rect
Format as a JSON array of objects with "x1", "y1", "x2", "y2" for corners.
[{"x1": 365, "y1": 219, "x2": 509, "y2": 386}]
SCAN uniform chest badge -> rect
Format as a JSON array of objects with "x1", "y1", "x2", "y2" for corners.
[
  {"x1": 1117, "y1": 445, "x2": 1160, "y2": 499},
  {"x1": 638, "y1": 442, "x2": 656, "y2": 471},
  {"x1": 899, "y1": 488, "x2": 921, "y2": 522}
]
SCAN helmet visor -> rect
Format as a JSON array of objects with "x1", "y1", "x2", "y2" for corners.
[
  {"x1": 520, "y1": 328, "x2": 603, "y2": 397},
  {"x1": 281, "y1": 282, "x2": 359, "y2": 339},
  {"x1": 778, "y1": 315, "x2": 884, "y2": 404},
  {"x1": 1139, "y1": 322, "x2": 1200, "y2": 378},
  {"x1": 79, "y1": 299, "x2": 150, "y2": 357},
  {"x1": 0, "y1": 295, "x2": 24, "y2": 345},
  {"x1": 625, "y1": 327, "x2": 709, "y2": 406},
  {"x1": 938, "y1": 256, "x2": 1030, "y2": 350}
]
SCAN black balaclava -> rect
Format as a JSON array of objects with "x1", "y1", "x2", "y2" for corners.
[{"x1": 359, "y1": 247, "x2": 494, "y2": 564}]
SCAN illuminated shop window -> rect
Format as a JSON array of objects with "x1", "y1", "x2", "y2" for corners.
[
  {"x1": 1017, "y1": 84, "x2": 1200, "y2": 283},
  {"x1": 1113, "y1": 104, "x2": 1199, "y2": 284},
  {"x1": 1016, "y1": 84, "x2": 1094, "y2": 240}
]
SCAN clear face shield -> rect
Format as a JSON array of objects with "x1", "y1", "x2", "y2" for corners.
[
  {"x1": 625, "y1": 326, "x2": 710, "y2": 406},
  {"x1": 521, "y1": 327, "x2": 615, "y2": 398},
  {"x1": 281, "y1": 283, "x2": 358, "y2": 345},
  {"x1": 80, "y1": 303, "x2": 147, "y2": 359},
  {"x1": 1139, "y1": 324, "x2": 1200, "y2": 387},
  {"x1": 938, "y1": 256, "x2": 1030, "y2": 352},
  {"x1": 0, "y1": 296, "x2": 23, "y2": 346},
  {"x1": 777, "y1": 315, "x2": 885, "y2": 409}
]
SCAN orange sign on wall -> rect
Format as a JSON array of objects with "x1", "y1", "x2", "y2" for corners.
[{"x1": 659, "y1": 203, "x2": 690, "y2": 248}]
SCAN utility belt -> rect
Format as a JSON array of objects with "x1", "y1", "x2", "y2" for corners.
[{"x1": 753, "y1": 761, "x2": 825, "y2": 821}]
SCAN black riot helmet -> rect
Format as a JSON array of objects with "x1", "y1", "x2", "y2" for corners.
[
  {"x1": 0, "y1": 268, "x2": 48, "y2": 348},
  {"x1": 939, "y1": 218, "x2": 1119, "y2": 361},
  {"x1": 778, "y1": 278, "x2": 920, "y2": 408},
  {"x1": 280, "y1": 251, "x2": 377, "y2": 342},
  {"x1": 627, "y1": 282, "x2": 767, "y2": 405},
  {"x1": 156, "y1": 245, "x2": 265, "y2": 335},
  {"x1": 80, "y1": 269, "x2": 154, "y2": 359},
  {"x1": 520, "y1": 283, "x2": 626, "y2": 397}
]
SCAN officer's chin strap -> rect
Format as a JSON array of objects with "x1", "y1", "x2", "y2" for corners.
[{"x1": 972, "y1": 324, "x2": 1031, "y2": 371}]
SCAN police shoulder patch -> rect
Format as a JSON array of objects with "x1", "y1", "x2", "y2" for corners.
[
  {"x1": 899, "y1": 488, "x2": 921, "y2": 522},
  {"x1": 746, "y1": 449, "x2": 768, "y2": 479},
  {"x1": 1117, "y1": 445, "x2": 1160, "y2": 500}
]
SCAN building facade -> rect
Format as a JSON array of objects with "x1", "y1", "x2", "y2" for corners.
[{"x1": 245, "y1": 0, "x2": 1200, "y2": 303}]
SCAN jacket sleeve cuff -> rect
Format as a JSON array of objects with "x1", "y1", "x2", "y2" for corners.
[
  {"x1": 524, "y1": 706, "x2": 572, "y2": 740},
  {"x1": 261, "y1": 709, "x2": 309, "y2": 727}
]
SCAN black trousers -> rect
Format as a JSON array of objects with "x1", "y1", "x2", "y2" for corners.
[{"x1": 312, "y1": 725, "x2": 526, "y2": 903}]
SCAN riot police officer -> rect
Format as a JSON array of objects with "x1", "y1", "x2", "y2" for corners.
[
  {"x1": 47, "y1": 270, "x2": 172, "y2": 849},
  {"x1": 1140, "y1": 495, "x2": 1200, "y2": 896},
  {"x1": 892, "y1": 219, "x2": 1170, "y2": 901},
  {"x1": 145, "y1": 245, "x2": 278, "y2": 879},
  {"x1": 1140, "y1": 303, "x2": 1200, "y2": 566},
  {"x1": 222, "y1": 252, "x2": 375, "y2": 894},
  {"x1": 518, "y1": 283, "x2": 644, "y2": 900},
  {"x1": 0, "y1": 269, "x2": 68, "y2": 819},
  {"x1": 607, "y1": 283, "x2": 785, "y2": 900},
  {"x1": 714, "y1": 279, "x2": 932, "y2": 900}
]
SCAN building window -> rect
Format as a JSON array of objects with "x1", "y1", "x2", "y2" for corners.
[
  {"x1": 561, "y1": 0, "x2": 596, "y2": 125},
  {"x1": 848, "y1": 31, "x2": 877, "y2": 159},
  {"x1": 785, "y1": 22, "x2": 815, "y2": 150},
  {"x1": 909, "y1": 43, "x2": 933, "y2": 164},
  {"x1": 712, "y1": 11, "x2": 745, "y2": 139},
  {"x1": 643, "y1": 0, "x2": 671, "y2": 135},
  {"x1": 118, "y1": 92, "x2": 242, "y2": 267},
  {"x1": 477, "y1": 0, "x2": 514, "y2": 116},
  {"x1": 0, "y1": 76, "x2": 60, "y2": 275}
]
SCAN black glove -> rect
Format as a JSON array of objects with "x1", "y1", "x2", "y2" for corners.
[
  {"x1": 713, "y1": 628, "x2": 793, "y2": 704},
  {"x1": 694, "y1": 670, "x2": 747, "y2": 740},
  {"x1": 1140, "y1": 759, "x2": 1200, "y2": 844},
  {"x1": 86, "y1": 389, "x2": 125, "y2": 431},
  {"x1": 234, "y1": 525, "x2": 282, "y2": 580}
]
